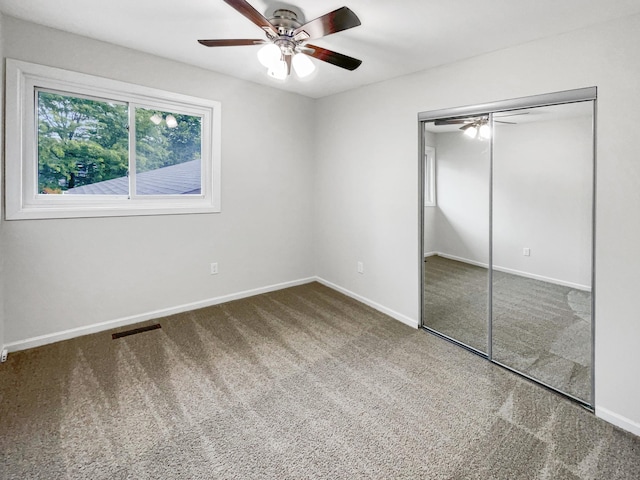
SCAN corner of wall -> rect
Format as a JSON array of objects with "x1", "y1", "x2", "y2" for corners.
[
  {"x1": 309, "y1": 96, "x2": 321, "y2": 280},
  {"x1": 595, "y1": 406, "x2": 640, "y2": 438}
]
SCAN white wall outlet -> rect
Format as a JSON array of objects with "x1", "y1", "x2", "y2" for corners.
[
  {"x1": 523, "y1": 248, "x2": 531, "y2": 256},
  {"x1": 210, "y1": 262, "x2": 218, "y2": 275},
  {"x1": 357, "y1": 261, "x2": 364, "y2": 274},
  {"x1": 1, "y1": 349, "x2": 8, "y2": 363}
]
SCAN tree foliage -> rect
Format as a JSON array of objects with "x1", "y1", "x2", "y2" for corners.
[
  {"x1": 135, "y1": 109, "x2": 201, "y2": 173},
  {"x1": 37, "y1": 91, "x2": 202, "y2": 193}
]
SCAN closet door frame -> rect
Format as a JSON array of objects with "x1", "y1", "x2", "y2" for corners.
[{"x1": 418, "y1": 87, "x2": 597, "y2": 409}]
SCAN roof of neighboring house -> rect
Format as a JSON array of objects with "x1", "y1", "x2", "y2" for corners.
[{"x1": 65, "y1": 159, "x2": 201, "y2": 195}]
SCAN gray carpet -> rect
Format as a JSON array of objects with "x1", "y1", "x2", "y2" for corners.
[
  {"x1": 1, "y1": 282, "x2": 638, "y2": 479},
  {"x1": 424, "y1": 255, "x2": 592, "y2": 402}
]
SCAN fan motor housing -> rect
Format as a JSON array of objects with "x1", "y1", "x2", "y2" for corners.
[{"x1": 270, "y1": 9, "x2": 301, "y2": 36}]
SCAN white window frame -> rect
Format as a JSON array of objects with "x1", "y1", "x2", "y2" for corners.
[
  {"x1": 424, "y1": 146, "x2": 436, "y2": 207},
  {"x1": 5, "y1": 59, "x2": 222, "y2": 220}
]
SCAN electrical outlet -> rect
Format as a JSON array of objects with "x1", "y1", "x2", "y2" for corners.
[
  {"x1": 357, "y1": 261, "x2": 364, "y2": 274},
  {"x1": 523, "y1": 248, "x2": 531, "y2": 256},
  {"x1": 1, "y1": 349, "x2": 8, "y2": 363},
  {"x1": 210, "y1": 262, "x2": 218, "y2": 275}
]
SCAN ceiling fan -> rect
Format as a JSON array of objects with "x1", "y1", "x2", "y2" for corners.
[
  {"x1": 434, "y1": 112, "x2": 530, "y2": 139},
  {"x1": 434, "y1": 112, "x2": 530, "y2": 127},
  {"x1": 198, "y1": 0, "x2": 362, "y2": 79}
]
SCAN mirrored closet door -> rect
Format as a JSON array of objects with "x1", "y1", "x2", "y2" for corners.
[
  {"x1": 492, "y1": 101, "x2": 594, "y2": 402},
  {"x1": 419, "y1": 88, "x2": 596, "y2": 407},
  {"x1": 422, "y1": 117, "x2": 491, "y2": 354}
]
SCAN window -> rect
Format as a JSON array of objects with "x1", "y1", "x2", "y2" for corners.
[
  {"x1": 424, "y1": 146, "x2": 436, "y2": 207},
  {"x1": 5, "y1": 59, "x2": 221, "y2": 219}
]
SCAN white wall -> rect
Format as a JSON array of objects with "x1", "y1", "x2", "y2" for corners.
[
  {"x1": 314, "y1": 92, "x2": 418, "y2": 325},
  {"x1": 1, "y1": 17, "x2": 316, "y2": 347},
  {"x1": 432, "y1": 132, "x2": 491, "y2": 265},
  {"x1": 314, "y1": 14, "x2": 640, "y2": 433},
  {"x1": 493, "y1": 114, "x2": 593, "y2": 288}
]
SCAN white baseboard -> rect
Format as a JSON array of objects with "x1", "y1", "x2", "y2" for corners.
[
  {"x1": 3, "y1": 276, "x2": 419, "y2": 353},
  {"x1": 436, "y1": 252, "x2": 488, "y2": 269},
  {"x1": 492, "y1": 264, "x2": 591, "y2": 292},
  {"x1": 432, "y1": 252, "x2": 591, "y2": 292},
  {"x1": 3, "y1": 277, "x2": 316, "y2": 353},
  {"x1": 314, "y1": 277, "x2": 419, "y2": 329},
  {"x1": 596, "y1": 406, "x2": 640, "y2": 437}
]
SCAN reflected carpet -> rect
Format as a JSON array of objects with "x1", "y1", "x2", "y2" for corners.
[{"x1": 424, "y1": 255, "x2": 591, "y2": 401}]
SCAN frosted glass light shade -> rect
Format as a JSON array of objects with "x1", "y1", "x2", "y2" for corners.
[
  {"x1": 150, "y1": 113, "x2": 162, "y2": 125},
  {"x1": 257, "y1": 44, "x2": 281, "y2": 69},
  {"x1": 479, "y1": 124, "x2": 491, "y2": 139},
  {"x1": 165, "y1": 114, "x2": 178, "y2": 128},
  {"x1": 267, "y1": 60, "x2": 288, "y2": 80},
  {"x1": 292, "y1": 53, "x2": 315, "y2": 78},
  {"x1": 464, "y1": 125, "x2": 478, "y2": 138}
]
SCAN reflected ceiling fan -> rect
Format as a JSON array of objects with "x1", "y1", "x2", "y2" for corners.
[
  {"x1": 434, "y1": 112, "x2": 530, "y2": 127},
  {"x1": 434, "y1": 112, "x2": 530, "y2": 139},
  {"x1": 198, "y1": 0, "x2": 362, "y2": 79}
]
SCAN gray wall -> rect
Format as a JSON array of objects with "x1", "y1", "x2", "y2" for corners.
[
  {"x1": 314, "y1": 14, "x2": 640, "y2": 433},
  {"x1": 1, "y1": 16, "x2": 316, "y2": 345}
]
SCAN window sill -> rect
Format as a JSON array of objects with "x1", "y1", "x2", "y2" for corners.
[{"x1": 6, "y1": 202, "x2": 221, "y2": 221}]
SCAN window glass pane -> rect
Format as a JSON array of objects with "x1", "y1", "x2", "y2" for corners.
[
  {"x1": 37, "y1": 90, "x2": 129, "y2": 195},
  {"x1": 424, "y1": 149, "x2": 436, "y2": 206},
  {"x1": 135, "y1": 108, "x2": 202, "y2": 195}
]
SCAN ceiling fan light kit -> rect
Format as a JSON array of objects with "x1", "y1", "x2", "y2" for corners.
[
  {"x1": 165, "y1": 114, "x2": 178, "y2": 129},
  {"x1": 437, "y1": 112, "x2": 530, "y2": 140},
  {"x1": 258, "y1": 43, "x2": 316, "y2": 79},
  {"x1": 291, "y1": 51, "x2": 316, "y2": 78},
  {"x1": 463, "y1": 124, "x2": 479, "y2": 138},
  {"x1": 479, "y1": 123, "x2": 491, "y2": 139},
  {"x1": 257, "y1": 43, "x2": 281, "y2": 68},
  {"x1": 462, "y1": 119, "x2": 491, "y2": 140},
  {"x1": 199, "y1": 0, "x2": 362, "y2": 80},
  {"x1": 149, "y1": 113, "x2": 179, "y2": 128},
  {"x1": 267, "y1": 59, "x2": 288, "y2": 80}
]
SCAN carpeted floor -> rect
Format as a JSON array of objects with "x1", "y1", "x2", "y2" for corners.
[
  {"x1": 424, "y1": 255, "x2": 592, "y2": 403},
  {"x1": 1, "y1": 282, "x2": 638, "y2": 479}
]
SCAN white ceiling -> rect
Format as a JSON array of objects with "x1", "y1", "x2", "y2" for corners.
[{"x1": 1, "y1": 0, "x2": 640, "y2": 99}]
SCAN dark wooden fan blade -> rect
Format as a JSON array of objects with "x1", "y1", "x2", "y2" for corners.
[
  {"x1": 198, "y1": 39, "x2": 267, "y2": 47},
  {"x1": 293, "y1": 7, "x2": 361, "y2": 41},
  {"x1": 223, "y1": 0, "x2": 277, "y2": 36},
  {"x1": 304, "y1": 44, "x2": 362, "y2": 71}
]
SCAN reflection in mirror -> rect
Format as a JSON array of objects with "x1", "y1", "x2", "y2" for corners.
[
  {"x1": 491, "y1": 102, "x2": 593, "y2": 403},
  {"x1": 423, "y1": 118, "x2": 490, "y2": 353}
]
